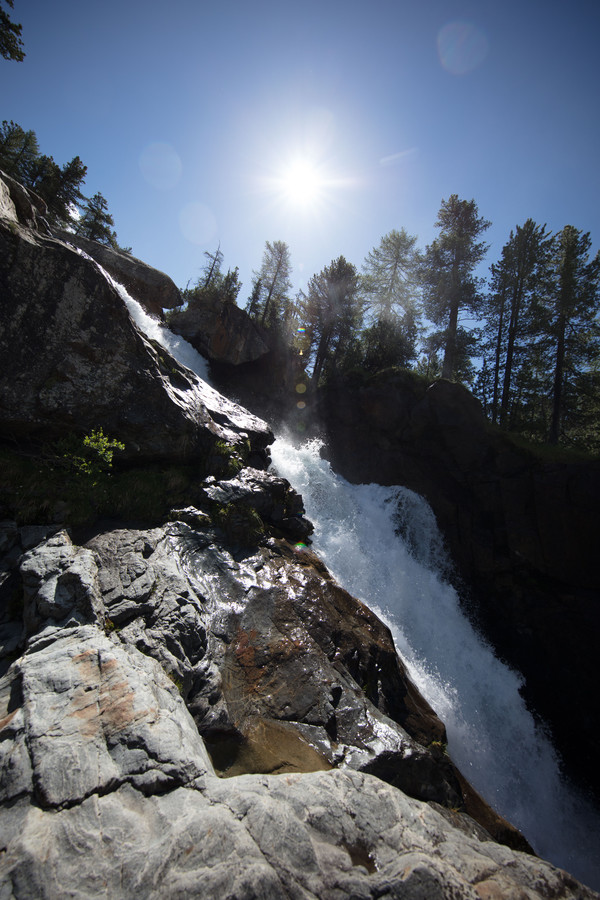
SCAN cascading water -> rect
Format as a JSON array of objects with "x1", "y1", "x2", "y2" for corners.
[
  {"x1": 271, "y1": 436, "x2": 600, "y2": 891},
  {"x1": 103, "y1": 268, "x2": 599, "y2": 890}
]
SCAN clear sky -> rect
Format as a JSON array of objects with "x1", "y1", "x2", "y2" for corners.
[{"x1": 3, "y1": 0, "x2": 599, "y2": 303}]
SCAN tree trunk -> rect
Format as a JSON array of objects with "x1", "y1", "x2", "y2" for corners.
[
  {"x1": 441, "y1": 304, "x2": 457, "y2": 379},
  {"x1": 499, "y1": 275, "x2": 524, "y2": 428},
  {"x1": 549, "y1": 314, "x2": 566, "y2": 444},
  {"x1": 491, "y1": 287, "x2": 506, "y2": 424}
]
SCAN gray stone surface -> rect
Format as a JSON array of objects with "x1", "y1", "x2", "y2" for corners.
[
  {"x1": 169, "y1": 293, "x2": 270, "y2": 365},
  {"x1": 1, "y1": 768, "x2": 596, "y2": 899},
  {"x1": 54, "y1": 229, "x2": 183, "y2": 317}
]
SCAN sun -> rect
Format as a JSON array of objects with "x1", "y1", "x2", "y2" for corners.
[{"x1": 279, "y1": 157, "x2": 323, "y2": 208}]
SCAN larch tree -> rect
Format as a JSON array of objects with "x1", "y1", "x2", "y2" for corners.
[
  {"x1": 361, "y1": 228, "x2": 421, "y2": 369},
  {"x1": 421, "y1": 195, "x2": 490, "y2": 381},
  {"x1": 182, "y1": 246, "x2": 242, "y2": 307},
  {"x1": 247, "y1": 240, "x2": 292, "y2": 329}
]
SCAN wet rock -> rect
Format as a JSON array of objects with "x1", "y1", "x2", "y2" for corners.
[
  {"x1": 84, "y1": 518, "x2": 526, "y2": 844},
  {"x1": 197, "y1": 466, "x2": 313, "y2": 541}
]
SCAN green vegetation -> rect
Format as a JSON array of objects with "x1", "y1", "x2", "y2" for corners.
[
  {"x1": 246, "y1": 240, "x2": 293, "y2": 330},
  {"x1": 177, "y1": 245, "x2": 242, "y2": 316},
  {"x1": 0, "y1": 0, "x2": 24, "y2": 62},
  {"x1": 52, "y1": 428, "x2": 125, "y2": 482},
  {"x1": 239, "y1": 198, "x2": 600, "y2": 454},
  {"x1": 212, "y1": 503, "x2": 265, "y2": 546},
  {"x1": 0, "y1": 428, "x2": 269, "y2": 546},
  {"x1": 0, "y1": 436, "x2": 201, "y2": 528},
  {"x1": 0, "y1": 119, "x2": 127, "y2": 247}
]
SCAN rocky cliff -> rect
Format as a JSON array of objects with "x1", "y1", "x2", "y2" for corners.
[{"x1": 1, "y1": 171, "x2": 598, "y2": 897}]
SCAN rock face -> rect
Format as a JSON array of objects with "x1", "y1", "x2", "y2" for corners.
[
  {"x1": 0, "y1": 171, "x2": 272, "y2": 464},
  {"x1": 3, "y1": 515, "x2": 597, "y2": 899},
  {"x1": 0, "y1": 169, "x2": 51, "y2": 234},
  {"x1": 316, "y1": 371, "x2": 600, "y2": 802},
  {"x1": 169, "y1": 293, "x2": 271, "y2": 365},
  {"x1": 55, "y1": 229, "x2": 183, "y2": 317}
]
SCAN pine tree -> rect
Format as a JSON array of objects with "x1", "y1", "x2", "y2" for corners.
[
  {"x1": 482, "y1": 220, "x2": 553, "y2": 425},
  {"x1": 421, "y1": 195, "x2": 490, "y2": 381},
  {"x1": 0, "y1": 0, "x2": 25, "y2": 61},
  {"x1": 182, "y1": 247, "x2": 242, "y2": 308},
  {"x1": 545, "y1": 226, "x2": 600, "y2": 444},
  {"x1": 75, "y1": 192, "x2": 117, "y2": 246},
  {"x1": 304, "y1": 256, "x2": 363, "y2": 384},
  {"x1": 0, "y1": 120, "x2": 40, "y2": 183},
  {"x1": 0, "y1": 121, "x2": 87, "y2": 227},
  {"x1": 31, "y1": 154, "x2": 87, "y2": 226}
]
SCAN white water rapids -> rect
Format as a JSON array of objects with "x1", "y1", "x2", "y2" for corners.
[
  {"x1": 107, "y1": 273, "x2": 599, "y2": 890},
  {"x1": 271, "y1": 437, "x2": 600, "y2": 891}
]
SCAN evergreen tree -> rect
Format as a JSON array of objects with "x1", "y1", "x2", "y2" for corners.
[
  {"x1": 247, "y1": 240, "x2": 292, "y2": 328},
  {"x1": 361, "y1": 228, "x2": 421, "y2": 369},
  {"x1": 182, "y1": 247, "x2": 242, "y2": 308},
  {"x1": 0, "y1": 120, "x2": 40, "y2": 183},
  {"x1": 0, "y1": 121, "x2": 87, "y2": 227},
  {"x1": 246, "y1": 278, "x2": 262, "y2": 319},
  {"x1": 75, "y1": 192, "x2": 117, "y2": 246},
  {"x1": 303, "y1": 256, "x2": 363, "y2": 384},
  {"x1": 31, "y1": 154, "x2": 87, "y2": 226},
  {"x1": 545, "y1": 226, "x2": 600, "y2": 444},
  {"x1": 417, "y1": 327, "x2": 478, "y2": 386},
  {"x1": 0, "y1": 0, "x2": 24, "y2": 61},
  {"x1": 200, "y1": 245, "x2": 224, "y2": 289},
  {"x1": 482, "y1": 220, "x2": 553, "y2": 425},
  {"x1": 420, "y1": 195, "x2": 490, "y2": 380}
]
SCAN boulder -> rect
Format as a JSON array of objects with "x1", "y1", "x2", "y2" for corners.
[{"x1": 0, "y1": 519, "x2": 597, "y2": 898}]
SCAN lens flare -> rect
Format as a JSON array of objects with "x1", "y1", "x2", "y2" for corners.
[{"x1": 437, "y1": 21, "x2": 489, "y2": 75}]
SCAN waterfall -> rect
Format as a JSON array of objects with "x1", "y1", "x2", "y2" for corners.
[
  {"x1": 99, "y1": 264, "x2": 599, "y2": 890},
  {"x1": 271, "y1": 436, "x2": 600, "y2": 891},
  {"x1": 110, "y1": 283, "x2": 213, "y2": 384}
]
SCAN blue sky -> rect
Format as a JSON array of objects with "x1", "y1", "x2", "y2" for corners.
[{"x1": 3, "y1": 0, "x2": 599, "y2": 303}]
